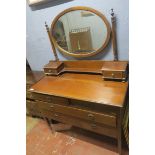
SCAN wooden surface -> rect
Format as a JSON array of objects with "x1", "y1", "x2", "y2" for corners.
[
  {"x1": 43, "y1": 60, "x2": 128, "y2": 76},
  {"x1": 101, "y1": 61, "x2": 128, "y2": 81},
  {"x1": 27, "y1": 61, "x2": 129, "y2": 155},
  {"x1": 101, "y1": 61, "x2": 128, "y2": 71},
  {"x1": 29, "y1": 73, "x2": 128, "y2": 107}
]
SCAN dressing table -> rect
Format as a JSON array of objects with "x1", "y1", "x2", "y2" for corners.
[{"x1": 27, "y1": 7, "x2": 129, "y2": 155}]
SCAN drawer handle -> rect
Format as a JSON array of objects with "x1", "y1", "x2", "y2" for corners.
[
  {"x1": 54, "y1": 114, "x2": 58, "y2": 117},
  {"x1": 111, "y1": 73, "x2": 115, "y2": 77},
  {"x1": 88, "y1": 114, "x2": 94, "y2": 119},
  {"x1": 50, "y1": 105, "x2": 54, "y2": 108}
]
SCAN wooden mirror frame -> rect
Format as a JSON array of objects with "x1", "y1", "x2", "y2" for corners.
[{"x1": 50, "y1": 6, "x2": 111, "y2": 58}]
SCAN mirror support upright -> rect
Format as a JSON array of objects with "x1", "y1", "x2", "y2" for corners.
[
  {"x1": 45, "y1": 22, "x2": 59, "y2": 61},
  {"x1": 111, "y1": 9, "x2": 118, "y2": 61}
]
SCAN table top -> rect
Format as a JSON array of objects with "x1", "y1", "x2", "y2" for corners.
[{"x1": 30, "y1": 73, "x2": 128, "y2": 107}]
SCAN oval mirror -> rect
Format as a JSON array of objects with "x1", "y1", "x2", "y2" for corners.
[{"x1": 51, "y1": 7, "x2": 111, "y2": 57}]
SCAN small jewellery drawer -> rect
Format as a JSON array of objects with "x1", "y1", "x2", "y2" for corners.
[
  {"x1": 38, "y1": 101, "x2": 116, "y2": 127},
  {"x1": 102, "y1": 71, "x2": 122, "y2": 79},
  {"x1": 43, "y1": 61, "x2": 64, "y2": 75},
  {"x1": 44, "y1": 68, "x2": 56, "y2": 74},
  {"x1": 46, "y1": 111, "x2": 117, "y2": 138}
]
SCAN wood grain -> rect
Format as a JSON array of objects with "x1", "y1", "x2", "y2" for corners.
[{"x1": 29, "y1": 73, "x2": 128, "y2": 107}]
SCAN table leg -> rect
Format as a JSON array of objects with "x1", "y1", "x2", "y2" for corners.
[
  {"x1": 117, "y1": 109, "x2": 123, "y2": 155},
  {"x1": 44, "y1": 117, "x2": 72, "y2": 132},
  {"x1": 44, "y1": 117, "x2": 59, "y2": 135}
]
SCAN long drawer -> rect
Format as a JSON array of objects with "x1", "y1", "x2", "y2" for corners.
[
  {"x1": 37, "y1": 101, "x2": 116, "y2": 127},
  {"x1": 26, "y1": 92, "x2": 69, "y2": 105},
  {"x1": 41, "y1": 109, "x2": 117, "y2": 138},
  {"x1": 26, "y1": 100, "x2": 117, "y2": 137},
  {"x1": 27, "y1": 92, "x2": 117, "y2": 113}
]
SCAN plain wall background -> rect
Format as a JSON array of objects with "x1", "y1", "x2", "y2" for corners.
[{"x1": 26, "y1": 0, "x2": 129, "y2": 71}]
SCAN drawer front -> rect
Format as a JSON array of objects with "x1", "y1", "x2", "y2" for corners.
[
  {"x1": 44, "y1": 111, "x2": 117, "y2": 138},
  {"x1": 38, "y1": 101, "x2": 116, "y2": 127},
  {"x1": 26, "y1": 100, "x2": 43, "y2": 117},
  {"x1": 103, "y1": 71, "x2": 122, "y2": 79},
  {"x1": 44, "y1": 68, "x2": 56, "y2": 74},
  {"x1": 27, "y1": 92, "x2": 69, "y2": 105},
  {"x1": 58, "y1": 104, "x2": 116, "y2": 127},
  {"x1": 41, "y1": 109, "x2": 54, "y2": 118},
  {"x1": 37, "y1": 101, "x2": 54, "y2": 111},
  {"x1": 27, "y1": 92, "x2": 53, "y2": 102},
  {"x1": 26, "y1": 100, "x2": 37, "y2": 109}
]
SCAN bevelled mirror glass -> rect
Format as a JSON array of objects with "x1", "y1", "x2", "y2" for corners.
[{"x1": 51, "y1": 7, "x2": 111, "y2": 57}]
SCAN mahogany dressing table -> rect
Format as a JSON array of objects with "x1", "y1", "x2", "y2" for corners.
[{"x1": 27, "y1": 7, "x2": 129, "y2": 155}]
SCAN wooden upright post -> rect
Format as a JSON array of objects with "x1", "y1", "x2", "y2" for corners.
[
  {"x1": 111, "y1": 9, "x2": 118, "y2": 61},
  {"x1": 45, "y1": 22, "x2": 59, "y2": 61}
]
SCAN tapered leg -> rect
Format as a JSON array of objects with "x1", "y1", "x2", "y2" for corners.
[
  {"x1": 44, "y1": 117, "x2": 72, "y2": 133},
  {"x1": 44, "y1": 117, "x2": 58, "y2": 134},
  {"x1": 117, "y1": 109, "x2": 123, "y2": 155}
]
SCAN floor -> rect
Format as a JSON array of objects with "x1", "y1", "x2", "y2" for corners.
[{"x1": 26, "y1": 116, "x2": 129, "y2": 155}]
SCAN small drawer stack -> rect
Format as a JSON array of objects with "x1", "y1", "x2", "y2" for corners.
[
  {"x1": 44, "y1": 61, "x2": 64, "y2": 75},
  {"x1": 101, "y1": 61, "x2": 128, "y2": 81}
]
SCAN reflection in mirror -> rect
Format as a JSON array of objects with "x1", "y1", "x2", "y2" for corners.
[{"x1": 52, "y1": 10, "x2": 109, "y2": 55}]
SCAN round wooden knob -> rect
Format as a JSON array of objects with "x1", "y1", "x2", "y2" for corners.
[
  {"x1": 50, "y1": 105, "x2": 54, "y2": 107},
  {"x1": 111, "y1": 73, "x2": 115, "y2": 77},
  {"x1": 54, "y1": 114, "x2": 58, "y2": 117},
  {"x1": 88, "y1": 114, "x2": 94, "y2": 120}
]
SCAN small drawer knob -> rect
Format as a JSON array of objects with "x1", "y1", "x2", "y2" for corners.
[
  {"x1": 48, "y1": 69, "x2": 52, "y2": 72},
  {"x1": 111, "y1": 73, "x2": 115, "y2": 77},
  {"x1": 88, "y1": 114, "x2": 94, "y2": 120},
  {"x1": 50, "y1": 105, "x2": 54, "y2": 108},
  {"x1": 54, "y1": 114, "x2": 58, "y2": 117}
]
